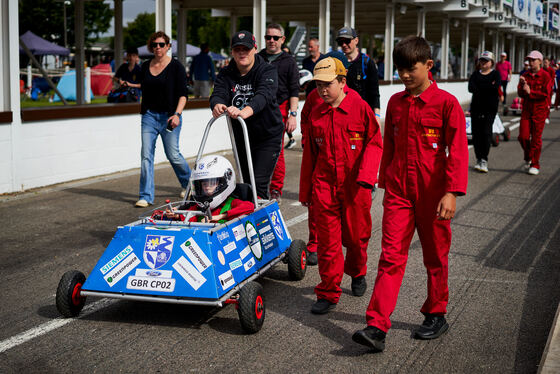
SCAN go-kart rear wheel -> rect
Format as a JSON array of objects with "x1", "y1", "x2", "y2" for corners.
[
  {"x1": 491, "y1": 133, "x2": 500, "y2": 147},
  {"x1": 237, "y1": 281, "x2": 265, "y2": 334},
  {"x1": 503, "y1": 127, "x2": 511, "y2": 141},
  {"x1": 56, "y1": 270, "x2": 87, "y2": 317},
  {"x1": 287, "y1": 239, "x2": 307, "y2": 281}
]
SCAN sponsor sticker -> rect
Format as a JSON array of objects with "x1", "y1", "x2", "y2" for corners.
[
  {"x1": 275, "y1": 210, "x2": 291, "y2": 240},
  {"x1": 217, "y1": 250, "x2": 226, "y2": 266},
  {"x1": 229, "y1": 258, "x2": 242, "y2": 270},
  {"x1": 104, "y1": 253, "x2": 140, "y2": 287},
  {"x1": 245, "y1": 221, "x2": 262, "y2": 260},
  {"x1": 223, "y1": 241, "x2": 237, "y2": 254},
  {"x1": 216, "y1": 230, "x2": 230, "y2": 244},
  {"x1": 143, "y1": 235, "x2": 175, "y2": 269},
  {"x1": 181, "y1": 237, "x2": 212, "y2": 273},
  {"x1": 255, "y1": 216, "x2": 278, "y2": 253},
  {"x1": 100, "y1": 245, "x2": 133, "y2": 275},
  {"x1": 232, "y1": 223, "x2": 246, "y2": 241},
  {"x1": 269, "y1": 211, "x2": 284, "y2": 241},
  {"x1": 126, "y1": 276, "x2": 175, "y2": 292},
  {"x1": 239, "y1": 245, "x2": 251, "y2": 260},
  {"x1": 244, "y1": 257, "x2": 256, "y2": 272},
  {"x1": 135, "y1": 268, "x2": 173, "y2": 278},
  {"x1": 218, "y1": 270, "x2": 235, "y2": 290},
  {"x1": 173, "y1": 256, "x2": 206, "y2": 290}
]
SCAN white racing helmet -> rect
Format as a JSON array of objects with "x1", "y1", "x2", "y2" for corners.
[
  {"x1": 299, "y1": 69, "x2": 313, "y2": 86},
  {"x1": 191, "y1": 155, "x2": 236, "y2": 210}
]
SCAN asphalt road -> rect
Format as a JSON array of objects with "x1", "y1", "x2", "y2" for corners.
[{"x1": 0, "y1": 110, "x2": 559, "y2": 373}]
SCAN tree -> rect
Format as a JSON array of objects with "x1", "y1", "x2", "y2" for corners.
[
  {"x1": 19, "y1": 0, "x2": 112, "y2": 47},
  {"x1": 123, "y1": 12, "x2": 155, "y2": 50}
]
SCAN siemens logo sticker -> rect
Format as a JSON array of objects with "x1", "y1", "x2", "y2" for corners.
[
  {"x1": 100, "y1": 245, "x2": 133, "y2": 275},
  {"x1": 104, "y1": 252, "x2": 140, "y2": 287},
  {"x1": 181, "y1": 237, "x2": 212, "y2": 273}
]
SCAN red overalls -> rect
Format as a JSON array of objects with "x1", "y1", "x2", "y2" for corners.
[
  {"x1": 365, "y1": 82, "x2": 468, "y2": 332},
  {"x1": 517, "y1": 70, "x2": 551, "y2": 169},
  {"x1": 269, "y1": 100, "x2": 290, "y2": 194},
  {"x1": 300, "y1": 89, "x2": 324, "y2": 253},
  {"x1": 300, "y1": 88, "x2": 383, "y2": 304}
]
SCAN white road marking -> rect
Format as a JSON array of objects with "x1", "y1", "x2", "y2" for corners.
[
  {"x1": 0, "y1": 212, "x2": 309, "y2": 353},
  {"x1": 0, "y1": 298, "x2": 117, "y2": 353}
]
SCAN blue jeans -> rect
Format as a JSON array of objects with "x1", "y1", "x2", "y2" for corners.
[{"x1": 139, "y1": 110, "x2": 191, "y2": 203}]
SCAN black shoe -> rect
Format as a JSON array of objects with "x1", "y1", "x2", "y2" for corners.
[
  {"x1": 352, "y1": 326, "x2": 386, "y2": 352},
  {"x1": 285, "y1": 138, "x2": 296, "y2": 149},
  {"x1": 311, "y1": 299, "x2": 336, "y2": 314},
  {"x1": 414, "y1": 314, "x2": 449, "y2": 340},
  {"x1": 351, "y1": 276, "x2": 367, "y2": 296},
  {"x1": 307, "y1": 251, "x2": 318, "y2": 266}
]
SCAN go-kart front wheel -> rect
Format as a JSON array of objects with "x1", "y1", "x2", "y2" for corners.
[
  {"x1": 503, "y1": 127, "x2": 511, "y2": 141},
  {"x1": 491, "y1": 133, "x2": 500, "y2": 147},
  {"x1": 237, "y1": 281, "x2": 265, "y2": 334},
  {"x1": 287, "y1": 239, "x2": 307, "y2": 281},
  {"x1": 56, "y1": 270, "x2": 87, "y2": 317}
]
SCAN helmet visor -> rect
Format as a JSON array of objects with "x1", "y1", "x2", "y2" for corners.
[{"x1": 192, "y1": 177, "x2": 227, "y2": 202}]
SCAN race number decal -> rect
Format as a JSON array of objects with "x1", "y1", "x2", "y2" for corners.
[{"x1": 126, "y1": 276, "x2": 175, "y2": 292}]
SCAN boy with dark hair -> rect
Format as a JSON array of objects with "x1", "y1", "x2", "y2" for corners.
[
  {"x1": 352, "y1": 36, "x2": 468, "y2": 351},
  {"x1": 299, "y1": 57, "x2": 383, "y2": 314}
]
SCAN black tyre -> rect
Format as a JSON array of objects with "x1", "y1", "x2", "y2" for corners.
[
  {"x1": 56, "y1": 270, "x2": 87, "y2": 317},
  {"x1": 491, "y1": 133, "x2": 500, "y2": 147},
  {"x1": 287, "y1": 239, "x2": 307, "y2": 281},
  {"x1": 503, "y1": 127, "x2": 511, "y2": 141},
  {"x1": 237, "y1": 281, "x2": 265, "y2": 333}
]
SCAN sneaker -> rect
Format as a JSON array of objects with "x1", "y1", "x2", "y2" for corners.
[
  {"x1": 414, "y1": 314, "x2": 449, "y2": 340},
  {"x1": 351, "y1": 276, "x2": 367, "y2": 297},
  {"x1": 524, "y1": 161, "x2": 531, "y2": 171},
  {"x1": 546, "y1": 118, "x2": 550, "y2": 124},
  {"x1": 285, "y1": 138, "x2": 297, "y2": 149},
  {"x1": 479, "y1": 160, "x2": 488, "y2": 173},
  {"x1": 352, "y1": 326, "x2": 386, "y2": 352},
  {"x1": 134, "y1": 199, "x2": 150, "y2": 208},
  {"x1": 180, "y1": 189, "x2": 187, "y2": 198},
  {"x1": 270, "y1": 190, "x2": 281, "y2": 204},
  {"x1": 474, "y1": 160, "x2": 481, "y2": 172},
  {"x1": 307, "y1": 251, "x2": 318, "y2": 266},
  {"x1": 528, "y1": 167, "x2": 540, "y2": 175},
  {"x1": 311, "y1": 299, "x2": 336, "y2": 314}
]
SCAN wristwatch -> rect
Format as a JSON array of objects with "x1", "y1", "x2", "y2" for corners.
[
  {"x1": 174, "y1": 112, "x2": 181, "y2": 117},
  {"x1": 288, "y1": 111, "x2": 297, "y2": 117}
]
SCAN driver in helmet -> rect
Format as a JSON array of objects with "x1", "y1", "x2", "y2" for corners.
[{"x1": 166, "y1": 155, "x2": 254, "y2": 223}]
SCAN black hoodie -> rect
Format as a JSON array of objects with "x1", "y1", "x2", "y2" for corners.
[{"x1": 210, "y1": 54, "x2": 284, "y2": 142}]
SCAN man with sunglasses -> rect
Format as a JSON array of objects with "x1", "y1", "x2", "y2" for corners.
[
  {"x1": 336, "y1": 27, "x2": 381, "y2": 118},
  {"x1": 258, "y1": 23, "x2": 300, "y2": 202}
]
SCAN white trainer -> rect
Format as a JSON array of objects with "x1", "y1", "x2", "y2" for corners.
[
  {"x1": 180, "y1": 189, "x2": 187, "y2": 198},
  {"x1": 135, "y1": 199, "x2": 150, "y2": 208},
  {"x1": 479, "y1": 160, "x2": 488, "y2": 173},
  {"x1": 524, "y1": 161, "x2": 531, "y2": 171},
  {"x1": 474, "y1": 160, "x2": 481, "y2": 172},
  {"x1": 528, "y1": 167, "x2": 540, "y2": 175}
]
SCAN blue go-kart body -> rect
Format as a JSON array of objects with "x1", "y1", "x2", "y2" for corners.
[
  {"x1": 82, "y1": 201, "x2": 292, "y2": 301},
  {"x1": 56, "y1": 115, "x2": 307, "y2": 333}
]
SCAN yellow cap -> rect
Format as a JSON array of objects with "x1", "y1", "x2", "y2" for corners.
[{"x1": 313, "y1": 57, "x2": 347, "y2": 82}]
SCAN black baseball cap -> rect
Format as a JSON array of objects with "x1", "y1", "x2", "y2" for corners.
[
  {"x1": 231, "y1": 30, "x2": 257, "y2": 49},
  {"x1": 336, "y1": 26, "x2": 357, "y2": 40}
]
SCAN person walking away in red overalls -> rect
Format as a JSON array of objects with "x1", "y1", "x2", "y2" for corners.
[
  {"x1": 542, "y1": 57, "x2": 555, "y2": 124},
  {"x1": 518, "y1": 50, "x2": 551, "y2": 176},
  {"x1": 299, "y1": 57, "x2": 383, "y2": 314},
  {"x1": 352, "y1": 36, "x2": 468, "y2": 352}
]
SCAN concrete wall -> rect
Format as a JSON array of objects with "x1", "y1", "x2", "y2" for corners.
[{"x1": 0, "y1": 77, "x2": 520, "y2": 194}]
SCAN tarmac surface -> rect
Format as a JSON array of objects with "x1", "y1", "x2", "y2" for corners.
[{"x1": 0, "y1": 109, "x2": 559, "y2": 373}]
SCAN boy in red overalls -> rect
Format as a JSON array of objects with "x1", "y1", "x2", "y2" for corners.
[
  {"x1": 352, "y1": 36, "x2": 468, "y2": 351},
  {"x1": 299, "y1": 57, "x2": 383, "y2": 314},
  {"x1": 518, "y1": 50, "x2": 551, "y2": 176}
]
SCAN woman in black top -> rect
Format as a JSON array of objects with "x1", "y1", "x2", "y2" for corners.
[
  {"x1": 468, "y1": 51, "x2": 503, "y2": 173},
  {"x1": 210, "y1": 30, "x2": 284, "y2": 199},
  {"x1": 130, "y1": 31, "x2": 190, "y2": 207}
]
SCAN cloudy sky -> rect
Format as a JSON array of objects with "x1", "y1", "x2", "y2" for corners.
[{"x1": 104, "y1": 0, "x2": 155, "y2": 34}]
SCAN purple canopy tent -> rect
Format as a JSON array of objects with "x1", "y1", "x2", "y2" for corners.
[{"x1": 19, "y1": 31, "x2": 70, "y2": 56}]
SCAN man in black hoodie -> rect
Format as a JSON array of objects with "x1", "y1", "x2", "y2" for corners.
[
  {"x1": 257, "y1": 23, "x2": 300, "y2": 202},
  {"x1": 210, "y1": 30, "x2": 284, "y2": 200}
]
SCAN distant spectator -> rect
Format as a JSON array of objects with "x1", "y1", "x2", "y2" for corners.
[
  {"x1": 520, "y1": 60, "x2": 530, "y2": 76},
  {"x1": 376, "y1": 56, "x2": 385, "y2": 80},
  {"x1": 113, "y1": 47, "x2": 141, "y2": 87},
  {"x1": 190, "y1": 43, "x2": 216, "y2": 98},
  {"x1": 302, "y1": 38, "x2": 325, "y2": 95},
  {"x1": 495, "y1": 52, "x2": 512, "y2": 105}
]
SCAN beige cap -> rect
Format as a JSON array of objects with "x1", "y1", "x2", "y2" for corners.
[{"x1": 313, "y1": 57, "x2": 347, "y2": 82}]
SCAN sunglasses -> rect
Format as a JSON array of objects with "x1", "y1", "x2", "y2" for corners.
[
  {"x1": 150, "y1": 42, "x2": 167, "y2": 49},
  {"x1": 337, "y1": 39, "x2": 353, "y2": 46},
  {"x1": 265, "y1": 35, "x2": 282, "y2": 41}
]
